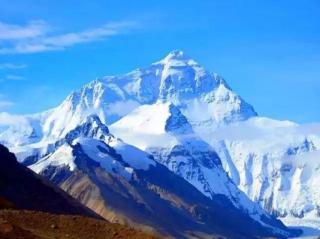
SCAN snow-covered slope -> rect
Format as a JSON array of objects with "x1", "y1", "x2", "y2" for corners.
[{"x1": 197, "y1": 118, "x2": 320, "y2": 229}]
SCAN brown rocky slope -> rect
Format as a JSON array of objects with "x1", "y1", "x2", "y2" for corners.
[{"x1": 0, "y1": 209, "x2": 157, "y2": 239}]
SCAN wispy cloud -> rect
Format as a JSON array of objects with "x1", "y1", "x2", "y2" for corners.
[
  {"x1": 0, "y1": 63, "x2": 27, "y2": 69},
  {"x1": 0, "y1": 20, "x2": 139, "y2": 54},
  {"x1": 0, "y1": 20, "x2": 49, "y2": 40},
  {"x1": 5, "y1": 74, "x2": 25, "y2": 80},
  {"x1": 0, "y1": 74, "x2": 25, "y2": 82}
]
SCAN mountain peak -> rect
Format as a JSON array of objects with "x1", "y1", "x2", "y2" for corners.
[
  {"x1": 165, "y1": 50, "x2": 186, "y2": 59},
  {"x1": 157, "y1": 50, "x2": 197, "y2": 66}
]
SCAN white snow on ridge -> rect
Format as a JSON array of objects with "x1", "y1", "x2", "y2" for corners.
[
  {"x1": 112, "y1": 102, "x2": 171, "y2": 135},
  {"x1": 30, "y1": 144, "x2": 76, "y2": 174},
  {"x1": 28, "y1": 135, "x2": 156, "y2": 181},
  {"x1": 109, "y1": 139, "x2": 156, "y2": 170},
  {"x1": 77, "y1": 138, "x2": 133, "y2": 180},
  {"x1": 110, "y1": 102, "x2": 178, "y2": 150}
]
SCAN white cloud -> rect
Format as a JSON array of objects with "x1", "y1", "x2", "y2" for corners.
[
  {"x1": 0, "y1": 20, "x2": 49, "y2": 40},
  {"x1": 0, "y1": 20, "x2": 139, "y2": 54},
  {"x1": 0, "y1": 63, "x2": 27, "y2": 69}
]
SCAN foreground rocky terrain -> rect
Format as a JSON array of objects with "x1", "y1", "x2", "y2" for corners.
[{"x1": 0, "y1": 210, "x2": 157, "y2": 239}]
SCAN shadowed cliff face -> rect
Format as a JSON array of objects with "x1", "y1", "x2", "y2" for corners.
[{"x1": 0, "y1": 144, "x2": 97, "y2": 217}]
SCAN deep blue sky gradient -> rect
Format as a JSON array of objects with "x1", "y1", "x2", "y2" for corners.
[{"x1": 0, "y1": 0, "x2": 319, "y2": 123}]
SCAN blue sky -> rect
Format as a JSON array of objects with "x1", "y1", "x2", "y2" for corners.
[{"x1": 0, "y1": 0, "x2": 319, "y2": 123}]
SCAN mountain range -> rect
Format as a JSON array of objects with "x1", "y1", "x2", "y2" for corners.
[{"x1": 1, "y1": 50, "x2": 318, "y2": 237}]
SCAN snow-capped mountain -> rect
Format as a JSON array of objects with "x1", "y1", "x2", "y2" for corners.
[
  {"x1": 0, "y1": 50, "x2": 319, "y2": 233},
  {"x1": 0, "y1": 50, "x2": 256, "y2": 146},
  {"x1": 13, "y1": 114, "x2": 295, "y2": 238}
]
